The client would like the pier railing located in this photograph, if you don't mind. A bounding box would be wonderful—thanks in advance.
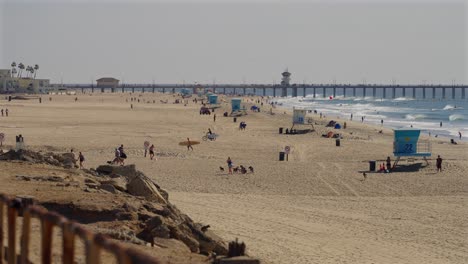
[0,194,160,264]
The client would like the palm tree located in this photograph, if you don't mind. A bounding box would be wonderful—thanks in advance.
[25,66,30,78]
[33,64,39,79]
[18,63,25,78]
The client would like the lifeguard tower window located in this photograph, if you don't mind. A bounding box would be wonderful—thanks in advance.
[393,129,431,167]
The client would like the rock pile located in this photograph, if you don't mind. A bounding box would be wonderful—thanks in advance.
[1,149,228,257]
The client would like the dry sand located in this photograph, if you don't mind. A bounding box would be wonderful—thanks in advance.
[0,93,467,263]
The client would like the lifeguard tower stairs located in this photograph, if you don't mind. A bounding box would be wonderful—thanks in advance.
[393,129,431,167]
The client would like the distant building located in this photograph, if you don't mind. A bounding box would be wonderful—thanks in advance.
[96,77,119,88]
[0,69,50,93]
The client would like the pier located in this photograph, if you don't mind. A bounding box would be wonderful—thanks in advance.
[63,83,468,100]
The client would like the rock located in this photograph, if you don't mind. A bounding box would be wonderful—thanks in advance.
[151,225,171,238]
[218,256,260,264]
[116,211,138,221]
[85,183,99,189]
[145,215,164,230]
[99,184,117,194]
[84,178,98,184]
[153,238,192,253]
[100,178,127,192]
[96,164,137,178]
[178,231,200,253]
[126,175,167,204]
[142,202,170,216]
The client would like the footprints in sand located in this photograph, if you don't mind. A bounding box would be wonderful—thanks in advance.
[316,162,361,197]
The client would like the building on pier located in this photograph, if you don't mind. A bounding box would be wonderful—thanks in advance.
[96,77,119,89]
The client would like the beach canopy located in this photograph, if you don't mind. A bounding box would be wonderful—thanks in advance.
[334,123,341,129]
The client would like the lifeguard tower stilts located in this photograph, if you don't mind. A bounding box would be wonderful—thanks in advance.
[393,129,431,167]
[290,107,315,132]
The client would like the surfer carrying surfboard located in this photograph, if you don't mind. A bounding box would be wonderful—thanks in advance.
[186,138,193,151]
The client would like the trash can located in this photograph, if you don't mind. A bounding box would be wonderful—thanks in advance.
[233,117,237,122]
[335,139,340,147]
[279,127,283,134]
[279,152,285,161]
[369,160,376,171]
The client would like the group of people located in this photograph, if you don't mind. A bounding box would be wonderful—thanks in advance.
[225,157,254,174]
[70,149,85,169]
[113,144,127,165]
[239,121,247,130]
[1,108,9,117]
[144,143,156,160]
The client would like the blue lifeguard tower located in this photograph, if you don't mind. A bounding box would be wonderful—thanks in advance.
[393,129,431,166]
[208,94,218,104]
[231,98,242,112]
[181,88,191,97]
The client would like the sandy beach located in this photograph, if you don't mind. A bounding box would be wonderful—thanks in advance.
[0,92,467,263]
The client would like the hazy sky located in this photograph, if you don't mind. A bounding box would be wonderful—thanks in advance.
[1,0,466,84]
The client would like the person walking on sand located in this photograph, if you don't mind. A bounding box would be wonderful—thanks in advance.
[78,152,85,169]
[381,119,384,126]
[436,155,443,172]
[361,116,365,122]
[227,157,233,174]
[440,121,443,127]
[350,113,353,120]
[186,138,193,151]
[459,131,462,140]
[213,114,216,122]
[149,144,155,160]
[5,109,8,117]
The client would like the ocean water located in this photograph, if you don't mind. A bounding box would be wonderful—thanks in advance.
[274,95,468,141]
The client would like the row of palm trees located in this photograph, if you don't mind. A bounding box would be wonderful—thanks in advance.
[10,62,39,79]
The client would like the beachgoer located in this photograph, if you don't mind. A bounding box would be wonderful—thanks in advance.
[186,138,193,151]
[213,114,216,122]
[320,113,322,119]
[131,104,133,109]
[1,109,3,116]
[227,157,233,174]
[436,155,442,172]
[350,113,353,120]
[5,109,8,117]
[78,152,85,169]
[149,144,155,160]
[361,116,364,122]
[144,143,149,157]
[113,148,121,165]
[386,156,392,171]
[381,119,383,126]
[343,122,347,129]
[459,131,462,140]
[440,121,442,127]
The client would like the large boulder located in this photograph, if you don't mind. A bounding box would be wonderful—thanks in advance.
[126,175,167,204]
[96,164,137,178]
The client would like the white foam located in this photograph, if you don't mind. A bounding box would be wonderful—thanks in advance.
[449,114,465,121]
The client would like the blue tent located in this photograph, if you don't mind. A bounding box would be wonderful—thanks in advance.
[334,123,341,129]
